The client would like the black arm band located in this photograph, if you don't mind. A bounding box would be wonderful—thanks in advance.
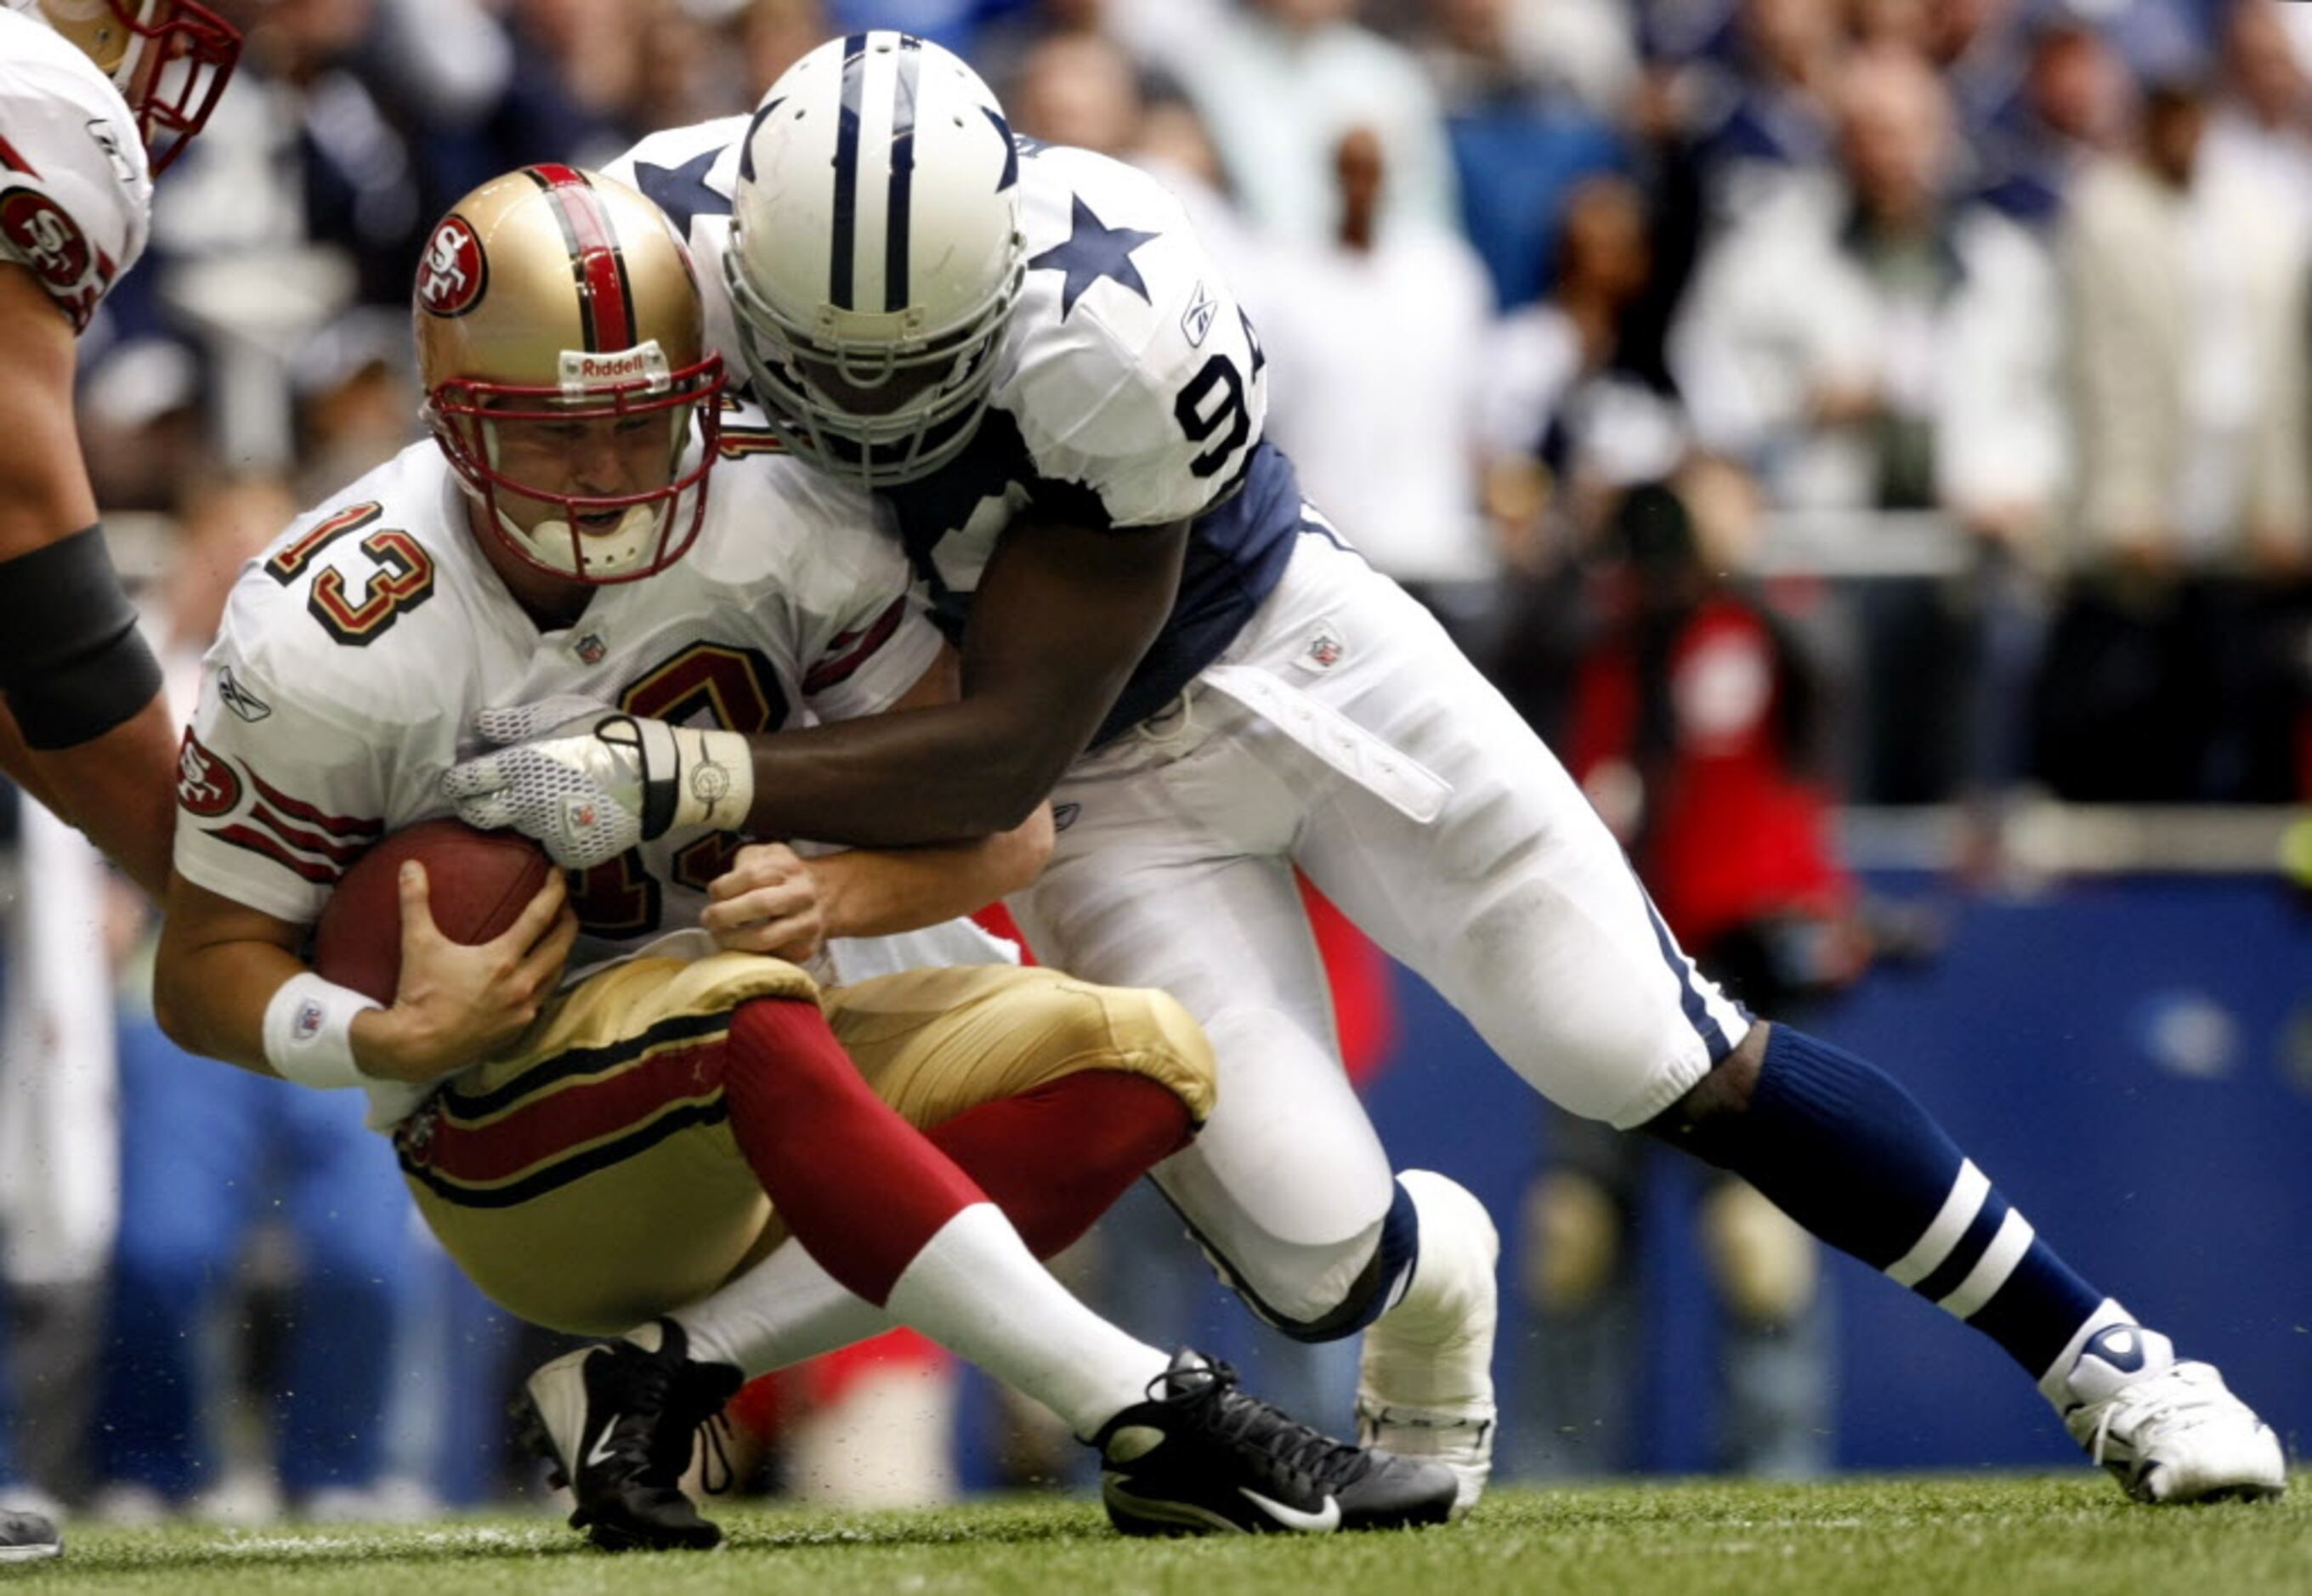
[0,524,166,750]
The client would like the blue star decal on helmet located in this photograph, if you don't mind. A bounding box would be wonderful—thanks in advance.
[632,146,728,238]
[1028,195,1159,320]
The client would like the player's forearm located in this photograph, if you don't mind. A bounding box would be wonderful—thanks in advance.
[808,804,1055,939]
[151,916,303,1077]
[743,698,1081,844]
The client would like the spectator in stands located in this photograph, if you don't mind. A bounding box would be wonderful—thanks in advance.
[1671,45,2066,801]
[1259,126,1498,644]
[1152,0,1460,241]
[1683,0,1846,220]
[2201,0,2312,245]
[2038,70,2310,801]
[1477,173,1686,578]
[1973,8,2127,229]
[1419,0,1629,312]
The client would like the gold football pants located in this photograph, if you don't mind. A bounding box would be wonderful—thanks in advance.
[398,952,1214,1333]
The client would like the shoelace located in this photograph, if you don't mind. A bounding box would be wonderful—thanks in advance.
[2084,1367,2226,1468]
[1154,1360,1372,1494]
[693,1409,735,1497]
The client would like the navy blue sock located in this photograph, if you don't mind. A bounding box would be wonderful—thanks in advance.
[1695,1026,2106,1379]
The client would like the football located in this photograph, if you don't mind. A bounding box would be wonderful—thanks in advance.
[312,818,556,1005]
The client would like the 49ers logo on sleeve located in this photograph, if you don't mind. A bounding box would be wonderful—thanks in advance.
[0,187,113,331]
[417,214,486,317]
[176,728,241,818]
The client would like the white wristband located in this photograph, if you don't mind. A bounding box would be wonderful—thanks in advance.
[263,972,382,1089]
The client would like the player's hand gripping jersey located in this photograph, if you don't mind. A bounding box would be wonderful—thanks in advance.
[0,7,150,331]
[609,118,1312,744]
[173,420,940,968]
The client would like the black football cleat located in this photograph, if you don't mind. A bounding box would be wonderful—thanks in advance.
[1091,1350,1459,1536]
[513,1317,743,1552]
[0,1507,60,1563]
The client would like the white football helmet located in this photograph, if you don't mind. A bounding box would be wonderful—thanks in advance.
[724,31,1024,486]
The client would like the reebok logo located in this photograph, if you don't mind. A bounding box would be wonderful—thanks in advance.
[1238,1486,1340,1532]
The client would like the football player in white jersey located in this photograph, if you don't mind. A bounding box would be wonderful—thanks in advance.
[447,36,2286,1507]
[154,167,1455,1548]
[0,0,239,1559]
[0,1,240,903]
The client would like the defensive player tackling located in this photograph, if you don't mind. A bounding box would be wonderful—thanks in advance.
[152,166,1454,1548]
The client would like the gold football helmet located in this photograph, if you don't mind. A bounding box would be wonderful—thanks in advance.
[416,166,726,586]
[16,2,241,173]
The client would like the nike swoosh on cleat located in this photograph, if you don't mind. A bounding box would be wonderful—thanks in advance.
[584,1415,624,1471]
[1238,1488,1340,1532]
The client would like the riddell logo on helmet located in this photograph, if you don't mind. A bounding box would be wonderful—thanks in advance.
[558,342,672,393]
[417,215,486,317]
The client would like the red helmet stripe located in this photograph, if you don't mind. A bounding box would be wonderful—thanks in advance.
[0,133,37,176]
[525,164,633,353]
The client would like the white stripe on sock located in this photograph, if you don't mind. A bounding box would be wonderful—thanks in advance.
[1938,1209,2036,1322]
[1885,1160,1989,1287]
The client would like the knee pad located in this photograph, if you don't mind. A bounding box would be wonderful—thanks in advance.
[1177,1176,1420,1344]
[1700,1178,1818,1327]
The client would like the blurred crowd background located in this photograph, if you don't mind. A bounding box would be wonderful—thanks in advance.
[3,0,2310,1525]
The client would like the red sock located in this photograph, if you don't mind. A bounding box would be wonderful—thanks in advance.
[924,1072,1193,1258]
[722,998,984,1306]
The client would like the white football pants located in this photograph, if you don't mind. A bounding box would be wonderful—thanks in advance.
[1007,531,1751,1325]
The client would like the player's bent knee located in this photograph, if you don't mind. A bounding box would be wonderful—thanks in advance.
[1098,984,1218,1124]
[999,977,1218,1124]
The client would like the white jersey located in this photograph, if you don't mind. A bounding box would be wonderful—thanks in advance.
[0,8,150,331]
[173,424,942,970]
[610,122,1305,743]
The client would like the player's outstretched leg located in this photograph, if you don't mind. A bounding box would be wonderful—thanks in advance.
[0,1508,60,1563]
[516,1318,740,1552]
[1354,1170,1500,1514]
[1097,1350,1457,1535]
[1652,1023,2285,1503]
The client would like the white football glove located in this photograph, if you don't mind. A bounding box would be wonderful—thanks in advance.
[439,701,755,869]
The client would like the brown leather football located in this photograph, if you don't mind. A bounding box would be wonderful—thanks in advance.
[312,818,555,1005]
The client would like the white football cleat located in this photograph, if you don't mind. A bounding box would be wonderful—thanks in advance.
[1357,1171,1499,1517]
[2054,1322,2286,1504]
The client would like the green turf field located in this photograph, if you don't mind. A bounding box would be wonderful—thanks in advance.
[20,1475,2304,1595]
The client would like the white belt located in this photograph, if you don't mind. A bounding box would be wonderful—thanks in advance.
[1198,665,1452,824]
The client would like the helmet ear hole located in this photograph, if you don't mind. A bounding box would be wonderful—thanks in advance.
[726,30,1027,487]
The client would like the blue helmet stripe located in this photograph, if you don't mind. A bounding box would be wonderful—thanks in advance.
[829,31,868,310]
[884,36,921,313]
